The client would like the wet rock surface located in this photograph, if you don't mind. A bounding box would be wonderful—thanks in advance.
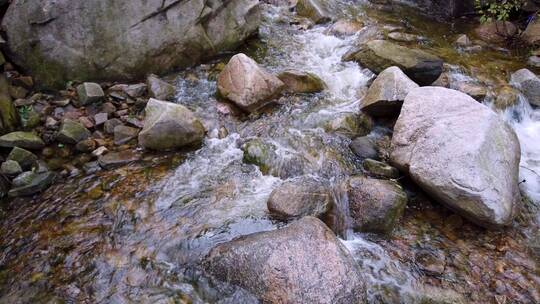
[203,217,367,304]
[2,0,261,88]
[347,176,407,234]
[218,53,285,113]
[345,40,443,85]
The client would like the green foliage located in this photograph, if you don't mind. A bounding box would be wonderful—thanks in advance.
[18,105,32,121]
[475,0,525,23]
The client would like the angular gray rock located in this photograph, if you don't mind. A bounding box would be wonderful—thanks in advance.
[267,176,334,220]
[390,87,521,227]
[7,147,38,170]
[2,0,261,88]
[361,66,419,117]
[8,172,56,197]
[113,125,139,145]
[138,98,205,150]
[347,176,407,234]
[0,160,22,176]
[510,68,540,106]
[218,54,285,113]
[76,82,104,106]
[203,217,366,304]
[0,131,45,149]
[344,40,443,85]
[98,150,140,169]
[147,74,176,100]
[56,119,91,144]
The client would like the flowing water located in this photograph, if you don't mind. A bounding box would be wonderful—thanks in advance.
[0,1,539,303]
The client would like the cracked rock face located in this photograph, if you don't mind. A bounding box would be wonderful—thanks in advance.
[390,87,521,228]
[2,0,261,88]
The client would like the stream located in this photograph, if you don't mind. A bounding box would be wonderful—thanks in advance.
[0,1,539,303]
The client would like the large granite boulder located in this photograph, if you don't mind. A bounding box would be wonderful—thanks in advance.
[138,98,205,150]
[203,217,366,304]
[390,87,521,227]
[345,40,443,85]
[361,66,419,117]
[218,53,284,113]
[2,0,261,88]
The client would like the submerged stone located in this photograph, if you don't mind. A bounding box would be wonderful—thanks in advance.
[267,176,334,220]
[98,150,140,169]
[296,0,332,24]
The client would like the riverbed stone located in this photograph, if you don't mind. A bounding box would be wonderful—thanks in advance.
[76,82,104,106]
[494,86,520,110]
[363,158,399,179]
[7,147,38,170]
[0,160,22,176]
[218,54,284,113]
[328,19,363,36]
[57,119,91,144]
[0,75,19,135]
[104,118,124,134]
[454,81,487,101]
[8,171,55,197]
[347,176,407,234]
[203,216,366,304]
[147,74,175,100]
[0,131,45,149]
[124,83,147,98]
[345,40,443,85]
[510,68,540,106]
[114,125,139,145]
[390,87,521,227]
[361,66,419,117]
[277,70,326,93]
[296,0,332,24]
[242,139,309,178]
[350,136,378,159]
[323,112,373,138]
[267,176,334,220]
[98,150,140,169]
[138,98,205,150]
[523,16,540,45]
[2,0,261,88]
[474,21,517,44]
[76,139,97,153]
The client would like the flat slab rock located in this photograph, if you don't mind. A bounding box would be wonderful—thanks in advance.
[390,87,521,227]
[203,217,366,304]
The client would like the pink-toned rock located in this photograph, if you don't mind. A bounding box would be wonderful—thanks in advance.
[218,53,284,113]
